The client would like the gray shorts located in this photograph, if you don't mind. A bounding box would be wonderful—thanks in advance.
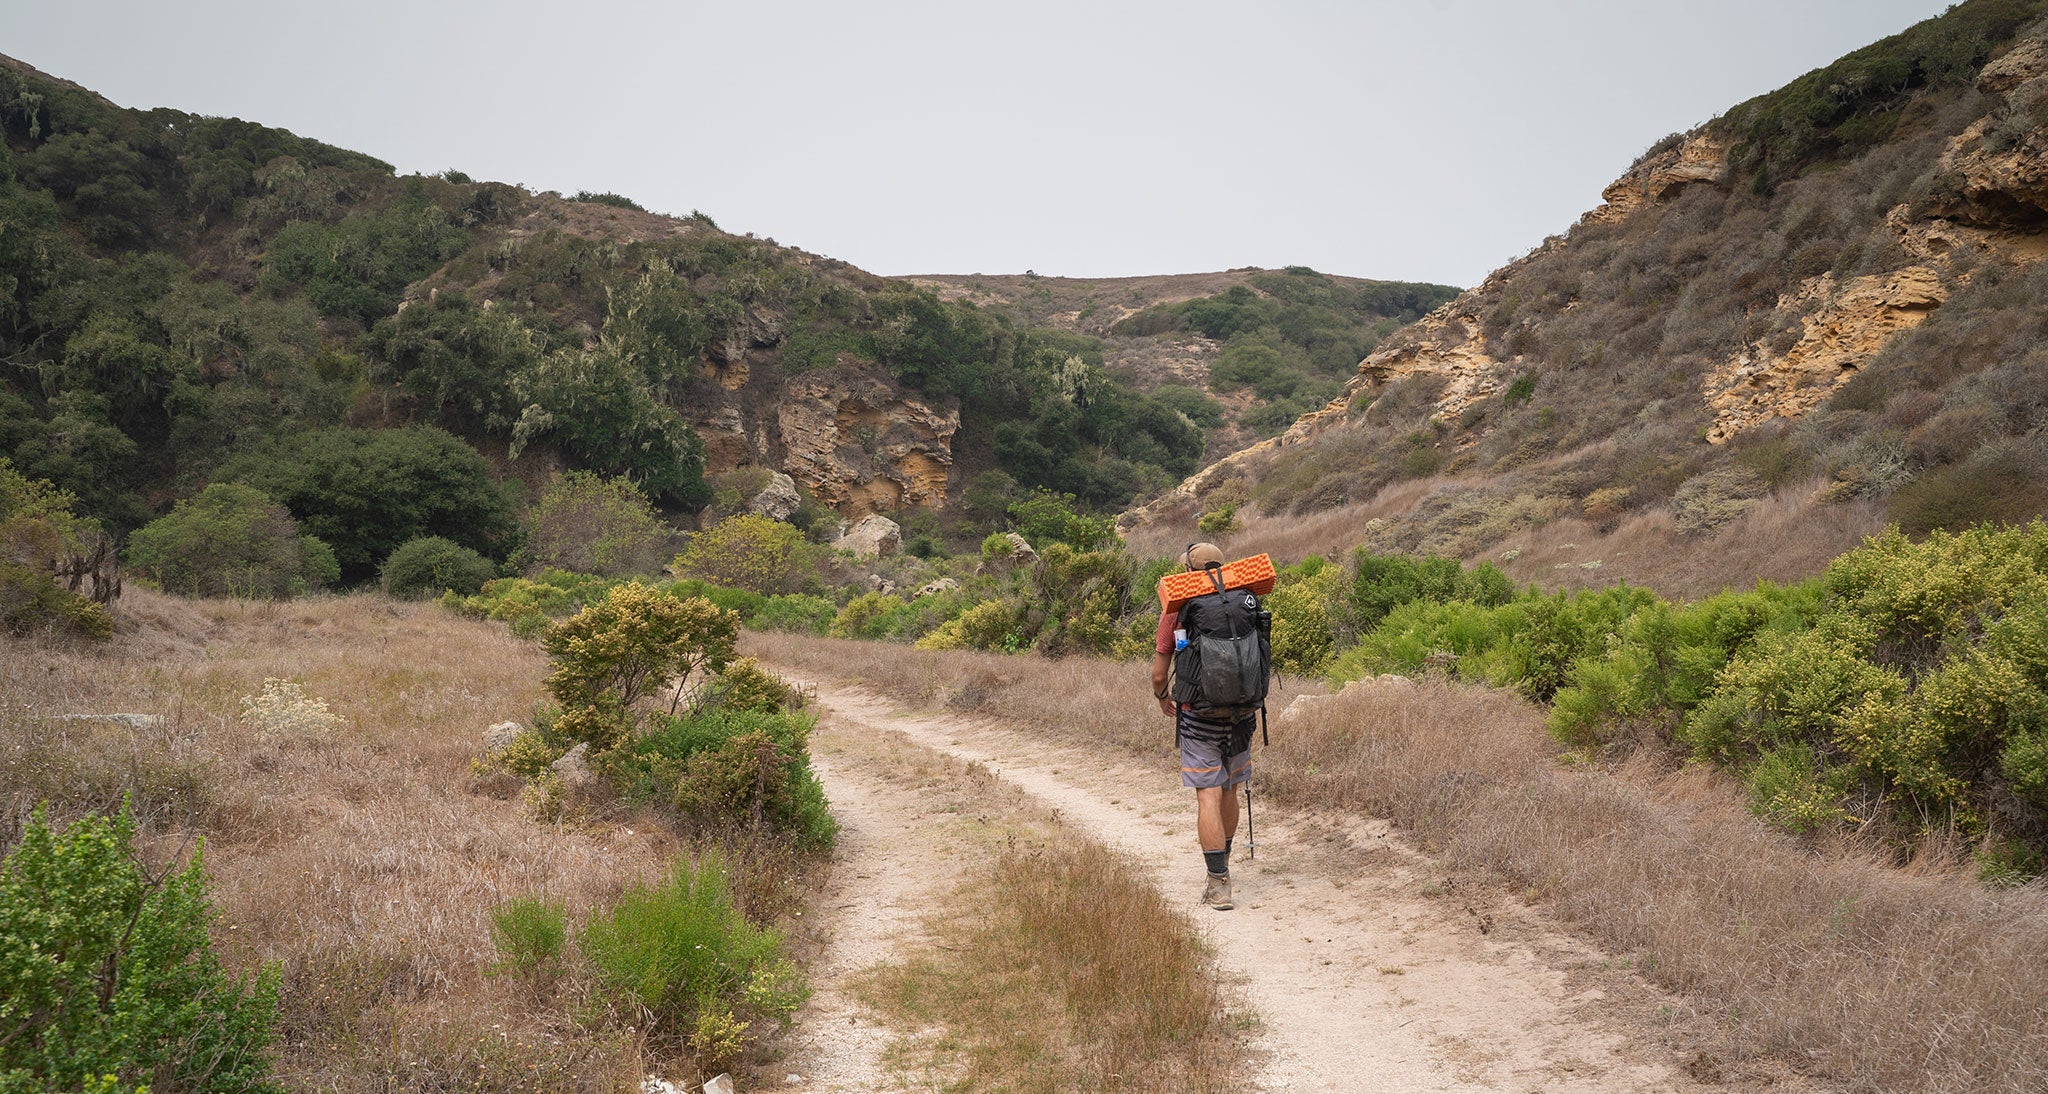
[1178,711,1252,789]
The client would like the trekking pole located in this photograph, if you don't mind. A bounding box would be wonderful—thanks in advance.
[1244,776,1254,861]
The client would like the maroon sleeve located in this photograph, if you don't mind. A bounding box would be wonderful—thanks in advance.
[1155,608,1179,656]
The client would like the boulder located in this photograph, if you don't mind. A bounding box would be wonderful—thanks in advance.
[482,721,525,753]
[866,574,897,596]
[914,577,960,598]
[838,514,901,559]
[551,742,595,789]
[747,471,802,522]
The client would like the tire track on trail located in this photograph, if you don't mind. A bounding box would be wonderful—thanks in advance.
[778,674,1751,1093]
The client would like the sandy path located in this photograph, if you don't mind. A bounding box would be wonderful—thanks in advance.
[775,678,1736,1093]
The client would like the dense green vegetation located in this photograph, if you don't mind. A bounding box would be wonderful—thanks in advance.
[1113,268,1458,434]
[0,801,281,1092]
[0,54,1312,577]
[1305,523,2048,880]
[1720,0,2044,192]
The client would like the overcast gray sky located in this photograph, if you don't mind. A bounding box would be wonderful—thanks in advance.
[4,0,1955,287]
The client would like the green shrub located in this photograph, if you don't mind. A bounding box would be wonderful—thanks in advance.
[489,895,568,978]
[225,426,515,584]
[830,592,911,640]
[523,471,670,577]
[625,708,832,842]
[1197,503,1239,534]
[380,535,497,599]
[0,459,111,639]
[578,854,806,1069]
[126,482,339,598]
[1677,523,2048,838]
[0,801,281,1092]
[673,515,807,595]
[1007,490,1115,552]
[916,598,1024,652]
[444,569,617,637]
[1347,549,1513,634]
[752,594,837,636]
[709,657,795,714]
[1266,559,1340,676]
[664,579,767,622]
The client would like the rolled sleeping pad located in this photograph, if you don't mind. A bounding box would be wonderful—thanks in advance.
[1157,553,1277,615]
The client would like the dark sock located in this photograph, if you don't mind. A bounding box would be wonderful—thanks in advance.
[1203,849,1229,876]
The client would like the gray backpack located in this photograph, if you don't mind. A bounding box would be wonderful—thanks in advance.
[1170,577,1272,720]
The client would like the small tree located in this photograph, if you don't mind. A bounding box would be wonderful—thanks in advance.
[543,583,739,748]
[671,514,806,595]
[126,483,338,598]
[0,458,111,639]
[524,471,669,577]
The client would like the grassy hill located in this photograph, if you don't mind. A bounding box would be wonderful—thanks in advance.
[910,268,1457,462]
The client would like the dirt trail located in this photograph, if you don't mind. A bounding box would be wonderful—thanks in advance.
[776,678,1734,1093]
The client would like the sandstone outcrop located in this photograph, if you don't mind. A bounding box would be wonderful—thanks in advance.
[1118,303,1504,530]
[1703,266,1947,444]
[778,367,957,519]
[1584,132,1731,226]
[1926,33,2048,230]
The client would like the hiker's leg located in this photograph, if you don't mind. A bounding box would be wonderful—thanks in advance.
[1195,786,1227,851]
[1219,777,1240,843]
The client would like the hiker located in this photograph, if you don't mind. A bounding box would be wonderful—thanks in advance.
[1152,541,1265,911]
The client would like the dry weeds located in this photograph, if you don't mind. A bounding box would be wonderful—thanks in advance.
[752,633,2048,1093]
[1,588,688,1090]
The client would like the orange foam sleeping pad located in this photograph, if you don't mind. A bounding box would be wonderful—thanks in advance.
[1157,553,1277,615]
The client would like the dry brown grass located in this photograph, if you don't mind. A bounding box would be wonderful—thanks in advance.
[1123,477,1451,566]
[0,588,695,1090]
[755,634,2048,1093]
[1490,481,1885,598]
[835,728,1247,1092]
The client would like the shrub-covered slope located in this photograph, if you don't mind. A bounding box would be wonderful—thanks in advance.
[0,53,1452,559]
[1130,1,2048,596]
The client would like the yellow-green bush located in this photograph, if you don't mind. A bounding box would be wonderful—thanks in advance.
[542,583,739,749]
[916,599,1021,651]
[829,592,907,639]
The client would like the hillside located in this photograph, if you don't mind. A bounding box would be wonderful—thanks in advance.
[1126,0,2048,599]
[909,269,1457,462]
[0,54,1449,567]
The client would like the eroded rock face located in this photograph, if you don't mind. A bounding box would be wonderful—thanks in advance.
[1703,266,1947,444]
[1584,132,1731,226]
[1927,35,2048,229]
[778,368,957,518]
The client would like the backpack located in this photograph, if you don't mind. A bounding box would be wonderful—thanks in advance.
[1169,577,1273,721]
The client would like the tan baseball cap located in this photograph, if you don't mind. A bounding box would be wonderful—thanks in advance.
[1183,542,1225,571]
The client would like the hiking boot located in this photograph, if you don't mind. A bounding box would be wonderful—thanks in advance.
[1203,871,1233,911]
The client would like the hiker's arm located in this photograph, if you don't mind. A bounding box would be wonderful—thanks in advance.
[1151,651,1174,717]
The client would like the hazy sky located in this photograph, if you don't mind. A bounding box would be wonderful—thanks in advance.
[4,1,1956,287]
